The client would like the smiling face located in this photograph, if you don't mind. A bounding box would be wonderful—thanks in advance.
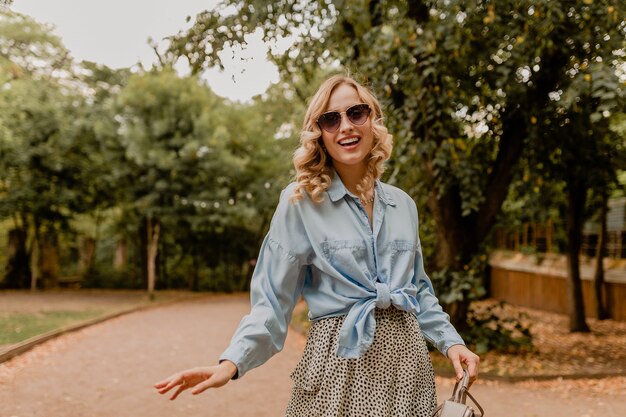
[320,83,375,174]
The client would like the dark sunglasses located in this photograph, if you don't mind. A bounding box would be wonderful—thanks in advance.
[316,103,371,133]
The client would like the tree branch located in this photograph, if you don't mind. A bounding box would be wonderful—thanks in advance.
[472,47,571,244]
[407,1,430,23]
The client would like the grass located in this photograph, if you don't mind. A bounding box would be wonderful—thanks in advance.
[0,309,105,346]
[0,290,206,349]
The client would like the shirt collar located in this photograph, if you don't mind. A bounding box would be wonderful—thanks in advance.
[327,170,396,207]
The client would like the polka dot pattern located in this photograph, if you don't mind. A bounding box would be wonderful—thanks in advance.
[286,307,437,417]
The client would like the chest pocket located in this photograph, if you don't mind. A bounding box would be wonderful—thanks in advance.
[386,239,418,279]
[389,240,417,259]
[321,239,369,279]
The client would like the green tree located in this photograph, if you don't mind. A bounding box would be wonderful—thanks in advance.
[165,0,626,327]
[517,51,625,330]
[0,9,70,79]
[0,76,106,288]
[0,8,303,293]
[161,80,299,292]
[114,68,243,295]
[70,62,133,281]
[0,10,121,289]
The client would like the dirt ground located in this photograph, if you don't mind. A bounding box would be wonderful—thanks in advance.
[0,294,624,417]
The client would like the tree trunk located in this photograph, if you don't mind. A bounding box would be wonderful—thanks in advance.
[138,219,148,288]
[30,220,40,290]
[4,228,31,288]
[38,228,60,289]
[565,180,590,332]
[78,236,96,277]
[160,236,167,287]
[190,248,199,292]
[418,108,529,329]
[593,191,609,320]
[146,217,160,298]
[426,188,470,327]
[113,236,128,271]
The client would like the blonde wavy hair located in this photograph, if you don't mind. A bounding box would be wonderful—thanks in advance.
[291,75,393,204]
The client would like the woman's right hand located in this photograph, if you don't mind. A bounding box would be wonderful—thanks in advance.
[154,360,238,400]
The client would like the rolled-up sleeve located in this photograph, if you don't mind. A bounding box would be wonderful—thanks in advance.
[219,186,310,378]
[412,212,465,356]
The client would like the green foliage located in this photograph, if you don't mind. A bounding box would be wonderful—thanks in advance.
[1,1,624,340]
[0,78,99,226]
[0,9,300,291]
[0,10,114,288]
[82,263,143,290]
[461,301,533,354]
[115,69,224,218]
[0,9,70,77]
[107,68,297,289]
[166,2,626,326]
[430,254,487,305]
[157,0,626,341]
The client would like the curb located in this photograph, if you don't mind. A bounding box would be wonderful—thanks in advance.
[0,293,207,364]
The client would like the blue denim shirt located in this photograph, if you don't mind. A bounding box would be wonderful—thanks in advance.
[220,172,465,378]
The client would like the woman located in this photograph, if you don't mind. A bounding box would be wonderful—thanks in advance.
[155,75,479,416]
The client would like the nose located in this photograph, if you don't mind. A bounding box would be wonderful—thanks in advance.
[339,112,354,132]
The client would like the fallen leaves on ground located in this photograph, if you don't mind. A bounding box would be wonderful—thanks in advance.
[433,299,626,381]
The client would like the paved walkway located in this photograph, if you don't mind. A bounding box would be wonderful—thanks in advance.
[0,295,624,416]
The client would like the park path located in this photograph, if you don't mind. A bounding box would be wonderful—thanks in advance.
[0,294,624,417]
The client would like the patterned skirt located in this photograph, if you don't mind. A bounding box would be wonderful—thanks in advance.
[286,307,437,417]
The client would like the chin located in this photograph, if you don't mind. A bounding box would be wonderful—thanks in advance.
[332,157,368,168]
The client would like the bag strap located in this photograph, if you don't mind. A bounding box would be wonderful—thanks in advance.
[450,370,470,403]
[431,370,485,417]
[465,390,485,417]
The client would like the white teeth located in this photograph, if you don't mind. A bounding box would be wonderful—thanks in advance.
[339,137,359,145]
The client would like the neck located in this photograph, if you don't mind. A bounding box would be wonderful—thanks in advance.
[333,162,368,195]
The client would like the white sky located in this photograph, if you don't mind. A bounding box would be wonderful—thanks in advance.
[11,0,280,102]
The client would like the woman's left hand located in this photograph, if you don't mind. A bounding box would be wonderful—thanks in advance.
[446,344,480,386]
[154,361,237,400]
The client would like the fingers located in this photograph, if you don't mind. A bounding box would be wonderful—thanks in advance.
[451,355,464,382]
[191,368,231,395]
[154,366,223,400]
[191,376,217,395]
[457,351,480,387]
[464,354,480,387]
[156,375,193,400]
[169,380,188,401]
[447,345,480,385]
[446,345,464,381]
[154,373,189,397]
[154,375,178,393]
[153,376,174,389]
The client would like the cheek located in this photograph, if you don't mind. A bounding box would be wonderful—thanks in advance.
[320,132,334,149]
[359,125,375,148]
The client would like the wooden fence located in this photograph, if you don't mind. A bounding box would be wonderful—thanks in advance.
[494,221,626,259]
[489,251,626,322]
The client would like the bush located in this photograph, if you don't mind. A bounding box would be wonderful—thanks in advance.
[81,263,143,289]
[460,301,533,354]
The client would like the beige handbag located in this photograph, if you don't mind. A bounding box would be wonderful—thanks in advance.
[431,370,484,417]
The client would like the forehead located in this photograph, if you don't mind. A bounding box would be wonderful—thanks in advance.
[326,83,362,112]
